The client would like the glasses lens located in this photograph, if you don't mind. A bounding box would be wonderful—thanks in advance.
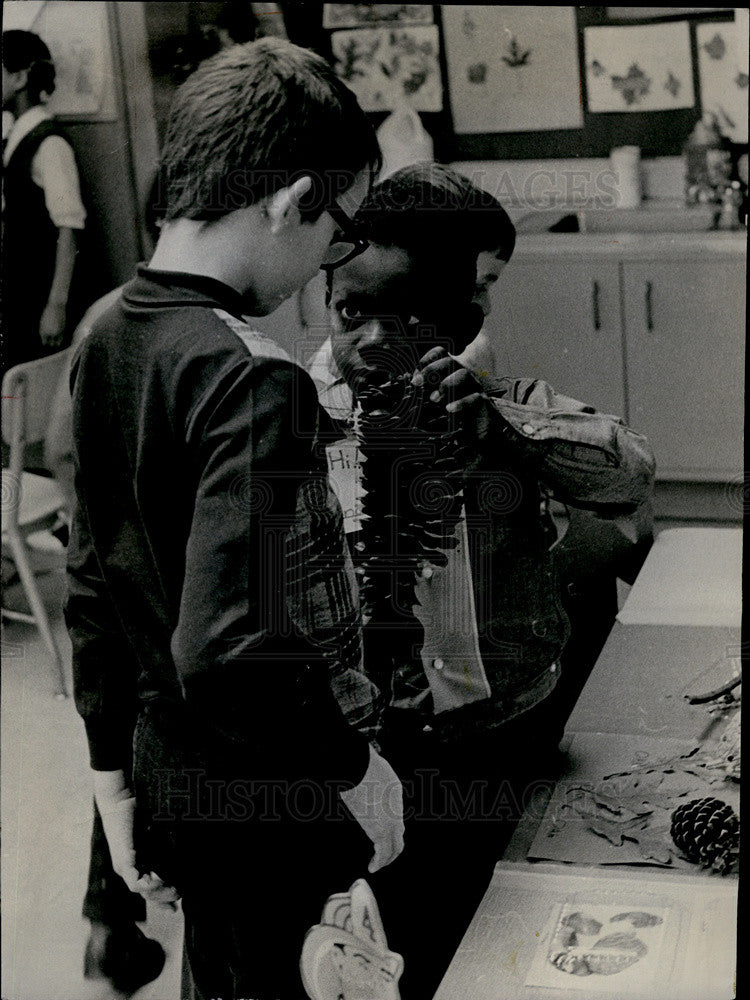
[321,240,356,268]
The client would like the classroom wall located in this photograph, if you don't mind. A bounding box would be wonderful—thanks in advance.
[52,3,159,293]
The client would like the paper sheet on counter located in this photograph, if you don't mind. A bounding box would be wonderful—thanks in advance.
[527,731,740,869]
[434,862,737,1000]
[617,528,741,627]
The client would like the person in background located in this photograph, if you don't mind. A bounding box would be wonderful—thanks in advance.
[312,162,655,997]
[66,39,403,1000]
[2,30,86,371]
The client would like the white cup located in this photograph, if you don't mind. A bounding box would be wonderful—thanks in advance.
[610,145,642,208]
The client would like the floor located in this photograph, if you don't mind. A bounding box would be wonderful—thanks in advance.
[1,554,183,1000]
[1,513,740,999]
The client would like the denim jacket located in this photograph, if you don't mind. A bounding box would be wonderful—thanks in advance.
[309,339,655,741]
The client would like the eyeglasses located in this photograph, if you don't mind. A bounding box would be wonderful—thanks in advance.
[320,203,369,271]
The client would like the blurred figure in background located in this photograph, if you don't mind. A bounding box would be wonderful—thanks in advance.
[2,30,86,371]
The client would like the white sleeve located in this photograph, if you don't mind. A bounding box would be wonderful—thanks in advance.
[30,135,86,230]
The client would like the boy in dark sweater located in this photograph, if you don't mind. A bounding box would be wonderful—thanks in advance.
[66,39,403,999]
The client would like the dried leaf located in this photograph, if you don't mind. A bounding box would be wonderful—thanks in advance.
[588,822,628,846]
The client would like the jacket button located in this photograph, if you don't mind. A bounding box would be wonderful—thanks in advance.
[531,619,548,638]
[433,658,445,671]
[421,566,434,580]
[522,422,536,435]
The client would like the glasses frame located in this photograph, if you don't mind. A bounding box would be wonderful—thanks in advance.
[323,203,369,272]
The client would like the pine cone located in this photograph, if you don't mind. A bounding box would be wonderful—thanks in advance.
[354,371,465,673]
[670,797,739,874]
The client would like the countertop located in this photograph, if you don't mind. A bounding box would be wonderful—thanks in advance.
[512,228,747,261]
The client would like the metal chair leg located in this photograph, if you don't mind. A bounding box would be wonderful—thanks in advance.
[5,529,68,698]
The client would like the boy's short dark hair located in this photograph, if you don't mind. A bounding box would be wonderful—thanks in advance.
[2,30,56,104]
[355,162,516,262]
[158,37,381,222]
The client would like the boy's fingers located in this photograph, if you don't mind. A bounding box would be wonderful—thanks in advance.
[446,391,483,413]
[417,346,449,368]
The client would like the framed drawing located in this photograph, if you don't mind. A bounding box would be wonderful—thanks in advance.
[442,5,583,134]
[323,5,433,30]
[696,13,749,142]
[330,24,442,112]
[3,0,117,121]
[584,22,695,112]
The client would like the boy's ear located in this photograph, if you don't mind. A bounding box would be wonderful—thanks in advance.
[265,176,314,234]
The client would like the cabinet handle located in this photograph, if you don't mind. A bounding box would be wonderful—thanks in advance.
[645,281,654,331]
[592,280,601,331]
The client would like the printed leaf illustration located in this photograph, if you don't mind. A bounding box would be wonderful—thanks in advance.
[611,912,664,928]
[702,32,727,61]
[590,59,606,78]
[502,36,531,68]
[462,10,476,37]
[562,912,603,936]
[664,71,681,97]
[467,62,487,85]
[611,63,651,106]
[736,71,749,89]
[594,932,648,957]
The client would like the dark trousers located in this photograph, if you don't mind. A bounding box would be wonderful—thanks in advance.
[133,703,372,1000]
[369,698,565,1000]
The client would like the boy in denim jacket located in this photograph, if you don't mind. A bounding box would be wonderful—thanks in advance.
[311,162,655,997]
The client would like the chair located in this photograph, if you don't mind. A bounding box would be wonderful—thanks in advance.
[2,350,72,698]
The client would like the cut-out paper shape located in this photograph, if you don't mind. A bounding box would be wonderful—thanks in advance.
[585,22,695,112]
[443,6,583,133]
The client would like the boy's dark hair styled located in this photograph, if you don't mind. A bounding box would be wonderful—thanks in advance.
[355,162,516,262]
[157,37,381,222]
[2,30,56,104]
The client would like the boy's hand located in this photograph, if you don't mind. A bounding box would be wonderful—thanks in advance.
[416,346,492,443]
[39,301,67,348]
[340,745,405,873]
[93,769,180,908]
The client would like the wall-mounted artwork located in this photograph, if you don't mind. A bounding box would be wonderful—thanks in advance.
[331,25,442,111]
[584,22,695,112]
[323,5,433,29]
[4,0,117,120]
[442,6,583,134]
[606,7,730,17]
[696,12,749,142]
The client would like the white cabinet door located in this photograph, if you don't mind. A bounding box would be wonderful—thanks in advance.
[623,259,745,479]
[484,261,626,416]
